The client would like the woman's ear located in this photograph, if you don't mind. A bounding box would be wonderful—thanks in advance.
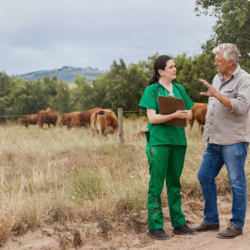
[158,69,163,76]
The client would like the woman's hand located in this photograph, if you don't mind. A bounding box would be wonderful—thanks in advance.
[147,108,189,124]
[174,110,188,119]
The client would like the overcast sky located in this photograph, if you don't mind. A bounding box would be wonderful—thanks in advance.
[0,0,216,75]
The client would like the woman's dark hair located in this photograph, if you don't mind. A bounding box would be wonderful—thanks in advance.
[146,55,173,86]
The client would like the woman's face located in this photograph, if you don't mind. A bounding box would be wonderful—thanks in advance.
[159,59,177,80]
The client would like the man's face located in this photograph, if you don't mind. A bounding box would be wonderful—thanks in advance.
[214,53,231,74]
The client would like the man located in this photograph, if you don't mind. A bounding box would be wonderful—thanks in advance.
[194,43,250,239]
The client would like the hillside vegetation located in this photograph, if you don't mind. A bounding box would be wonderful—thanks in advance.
[18,66,105,83]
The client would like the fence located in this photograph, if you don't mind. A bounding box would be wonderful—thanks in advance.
[0,108,147,159]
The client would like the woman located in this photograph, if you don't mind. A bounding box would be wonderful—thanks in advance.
[139,55,196,240]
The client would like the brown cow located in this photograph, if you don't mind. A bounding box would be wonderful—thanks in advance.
[37,110,58,129]
[195,106,207,134]
[58,111,81,130]
[20,114,38,128]
[189,102,208,130]
[70,107,102,129]
[90,109,118,136]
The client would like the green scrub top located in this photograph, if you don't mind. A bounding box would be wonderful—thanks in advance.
[139,82,194,147]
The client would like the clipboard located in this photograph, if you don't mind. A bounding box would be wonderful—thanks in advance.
[158,96,187,127]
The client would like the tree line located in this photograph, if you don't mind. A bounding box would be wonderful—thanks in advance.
[0,53,210,119]
[1,51,250,121]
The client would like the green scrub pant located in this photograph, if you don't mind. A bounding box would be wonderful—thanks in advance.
[146,143,186,230]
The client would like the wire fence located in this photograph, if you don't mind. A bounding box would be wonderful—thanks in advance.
[0,109,146,119]
[0,107,147,159]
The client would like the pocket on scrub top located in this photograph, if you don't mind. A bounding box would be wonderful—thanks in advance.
[145,131,150,142]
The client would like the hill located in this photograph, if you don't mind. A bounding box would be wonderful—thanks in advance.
[18,66,106,82]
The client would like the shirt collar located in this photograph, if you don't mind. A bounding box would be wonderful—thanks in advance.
[218,64,241,80]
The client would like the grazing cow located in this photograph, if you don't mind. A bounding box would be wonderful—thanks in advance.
[189,102,208,130]
[195,106,207,134]
[90,109,118,136]
[58,111,81,130]
[70,107,102,129]
[37,110,58,129]
[20,114,38,128]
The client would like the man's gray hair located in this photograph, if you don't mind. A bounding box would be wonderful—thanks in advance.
[212,43,240,65]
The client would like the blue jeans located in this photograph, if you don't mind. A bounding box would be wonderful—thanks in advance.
[198,142,249,229]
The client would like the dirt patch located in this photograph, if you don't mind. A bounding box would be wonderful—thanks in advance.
[2,196,250,250]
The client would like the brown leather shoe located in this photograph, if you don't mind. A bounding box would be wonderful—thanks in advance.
[217,224,242,239]
[193,222,219,231]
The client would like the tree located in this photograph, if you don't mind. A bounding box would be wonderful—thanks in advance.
[195,0,250,68]
[175,53,217,102]
[91,74,112,109]
[0,72,16,119]
[138,53,159,81]
[43,75,57,97]
[8,78,47,116]
[103,59,129,110]
[69,75,95,111]
[102,59,148,111]
[49,80,70,113]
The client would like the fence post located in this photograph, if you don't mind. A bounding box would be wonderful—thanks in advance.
[118,108,124,145]
[139,108,142,117]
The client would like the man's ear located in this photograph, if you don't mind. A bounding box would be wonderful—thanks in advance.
[228,59,234,66]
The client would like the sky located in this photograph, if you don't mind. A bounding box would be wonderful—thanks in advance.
[0,0,216,75]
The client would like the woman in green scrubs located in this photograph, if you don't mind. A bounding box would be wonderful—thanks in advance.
[139,55,196,240]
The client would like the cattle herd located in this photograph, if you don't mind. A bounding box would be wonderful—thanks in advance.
[19,102,207,136]
[20,108,119,136]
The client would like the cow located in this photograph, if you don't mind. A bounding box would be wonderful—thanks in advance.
[195,106,207,134]
[70,107,102,129]
[58,111,81,130]
[20,114,38,128]
[90,109,118,136]
[37,110,58,129]
[188,102,208,130]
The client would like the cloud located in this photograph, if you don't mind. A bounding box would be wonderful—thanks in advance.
[0,0,216,75]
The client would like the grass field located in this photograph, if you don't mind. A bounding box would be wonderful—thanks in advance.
[0,118,249,245]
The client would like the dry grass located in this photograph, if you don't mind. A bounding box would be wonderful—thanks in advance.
[0,119,249,243]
